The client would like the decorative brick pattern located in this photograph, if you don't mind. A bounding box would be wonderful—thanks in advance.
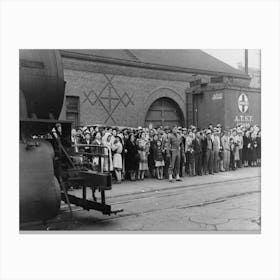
[60,60,187,127]
[81,74,134,124]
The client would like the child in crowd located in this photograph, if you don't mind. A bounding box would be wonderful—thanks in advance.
[154,140,165,180]
[68,123,261,186]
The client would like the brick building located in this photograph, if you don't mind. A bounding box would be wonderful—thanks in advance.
[59,50,261,129]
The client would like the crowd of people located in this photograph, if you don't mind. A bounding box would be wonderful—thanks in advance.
[70,123,261,184]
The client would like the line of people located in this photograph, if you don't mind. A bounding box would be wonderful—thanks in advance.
[71,123,261,184]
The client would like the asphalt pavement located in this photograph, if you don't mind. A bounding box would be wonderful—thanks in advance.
[21,167,261,232]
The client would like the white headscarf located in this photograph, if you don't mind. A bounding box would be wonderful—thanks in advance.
[102,132,111,145]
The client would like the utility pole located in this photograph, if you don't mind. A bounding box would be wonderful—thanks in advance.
[245,49,248,74]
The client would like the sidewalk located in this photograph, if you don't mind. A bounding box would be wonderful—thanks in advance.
[68,167,261,199]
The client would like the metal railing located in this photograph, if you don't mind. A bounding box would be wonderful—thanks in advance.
[71,144,111,173]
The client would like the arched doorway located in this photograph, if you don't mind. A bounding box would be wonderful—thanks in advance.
[145,97,183,128]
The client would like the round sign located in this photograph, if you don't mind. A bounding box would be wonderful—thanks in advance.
[238,93,249,113]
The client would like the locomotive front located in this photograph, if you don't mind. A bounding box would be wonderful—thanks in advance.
[20,50,121,226]
[20,50,66,223]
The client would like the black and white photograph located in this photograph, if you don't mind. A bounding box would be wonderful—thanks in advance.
[1,1,280,280]
[20,49,261,232]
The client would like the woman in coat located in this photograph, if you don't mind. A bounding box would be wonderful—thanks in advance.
[92,131,102,170]
[148,134,158,178]
[250,134,258,167]
[125,133,139,181]
[102,133,113,173]
[242,130,250,167]
[111,135,123,183]
[137,132,150,180]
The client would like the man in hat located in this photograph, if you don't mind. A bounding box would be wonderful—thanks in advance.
[213,128,221,173]
[204,129,214,175]
[166,126,182,182]
[80,131,93,156]
[221,128,230,171]
[192,131,202,176]
[237,129,244,168]
[162,127,170,178]
[179,128,187,176]
[200,129,207,174]
[75,127,84,144]
[184,130,193,175]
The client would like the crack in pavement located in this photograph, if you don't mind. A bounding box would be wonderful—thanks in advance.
[22,177,261,230]
[29,189,261,230]
[187,216,230,230]
[65,191,261,227]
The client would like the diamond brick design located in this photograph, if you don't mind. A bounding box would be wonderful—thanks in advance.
[82,74,134,124]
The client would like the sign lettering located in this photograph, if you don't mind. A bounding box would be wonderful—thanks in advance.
[234,115,253,127]
[212,93,223,100]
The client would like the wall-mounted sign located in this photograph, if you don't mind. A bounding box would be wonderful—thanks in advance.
[234,115,254,127]
[212,93,223,100]
[238,93,249,113]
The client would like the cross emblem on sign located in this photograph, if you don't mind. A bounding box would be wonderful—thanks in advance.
[238,93,249,113]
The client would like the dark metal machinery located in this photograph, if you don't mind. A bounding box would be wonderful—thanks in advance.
[20,50,122,225]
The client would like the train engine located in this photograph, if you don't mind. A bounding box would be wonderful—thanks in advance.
[20,50,122,225]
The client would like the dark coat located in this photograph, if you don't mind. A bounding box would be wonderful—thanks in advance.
[243,136,250,161]
[148,140,157,168]
[154,146,164,161]
[201,138,207,154]
[256,137,261,159]
[192,138,202,154]
[125,140,139,171]
[251,139,258,162]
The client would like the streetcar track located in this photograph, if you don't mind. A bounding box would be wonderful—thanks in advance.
[176,190,260,209]
[62,176,259,211]
[66,175,260,208]
[90,190,261,222]
[42,189,260,229]
[60,176,259,211]
[21,176,261,230]
[108,177,260,205]
[105,175,260,200]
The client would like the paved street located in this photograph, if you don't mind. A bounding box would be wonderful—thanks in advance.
[21,167,261,232]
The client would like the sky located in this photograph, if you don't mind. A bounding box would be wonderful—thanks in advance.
[203,49,261,70]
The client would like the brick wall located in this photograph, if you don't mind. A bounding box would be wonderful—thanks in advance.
[59,58,260,129]
[59,59,188,127]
